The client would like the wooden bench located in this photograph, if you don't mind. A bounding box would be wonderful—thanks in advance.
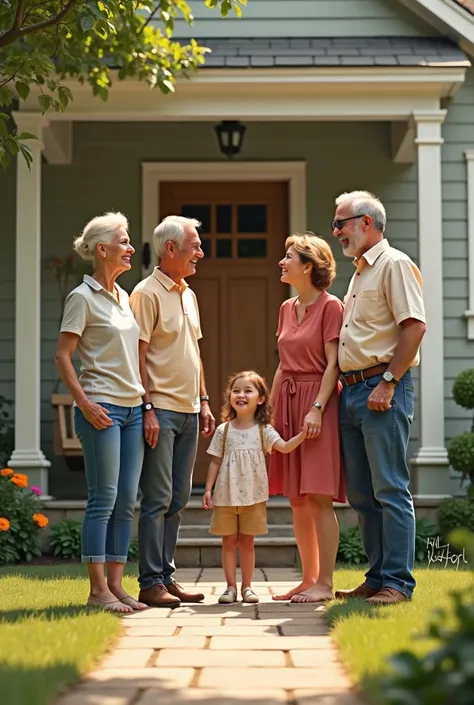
[51,394,83,457]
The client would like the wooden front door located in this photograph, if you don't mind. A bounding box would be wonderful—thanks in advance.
[159,181,288,485]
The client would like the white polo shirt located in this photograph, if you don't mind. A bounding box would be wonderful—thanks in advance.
[60,275,145,406]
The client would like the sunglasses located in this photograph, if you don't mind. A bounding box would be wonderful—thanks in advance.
[331,215,367,231]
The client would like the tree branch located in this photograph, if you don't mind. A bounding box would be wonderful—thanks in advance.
[0,0,78,49]
[139,2,161,33]
[13,0,26,32]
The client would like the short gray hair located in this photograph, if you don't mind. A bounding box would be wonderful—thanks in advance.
[153,215,201,263]
[73,211,128,261]
[335,190,386,232]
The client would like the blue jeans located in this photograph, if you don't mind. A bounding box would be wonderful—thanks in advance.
[138,409,199,590]
[339,372,416,597]
[75,404,144,563]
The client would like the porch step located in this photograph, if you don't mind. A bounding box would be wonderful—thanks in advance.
[178,524,295,539]
[175,536,298,568]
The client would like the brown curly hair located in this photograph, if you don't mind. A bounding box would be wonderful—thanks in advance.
[221,370,272,425]
[285,232,336,290]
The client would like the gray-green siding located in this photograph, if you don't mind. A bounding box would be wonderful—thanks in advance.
[170,0,439,38]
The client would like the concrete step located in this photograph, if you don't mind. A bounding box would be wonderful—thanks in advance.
[175,536,298,568]
[179,524,295,539]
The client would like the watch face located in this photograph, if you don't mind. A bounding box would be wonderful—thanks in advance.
[383,372,394,382]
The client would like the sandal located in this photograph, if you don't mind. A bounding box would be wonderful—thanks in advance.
[86,596,132,613]
[119,595,148,611]
[242,587,259,604]
[218,587,237,604]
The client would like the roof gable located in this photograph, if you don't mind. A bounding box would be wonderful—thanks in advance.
[399,0,474,54]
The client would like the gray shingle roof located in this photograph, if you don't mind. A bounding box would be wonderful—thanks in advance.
[195,37,470,69]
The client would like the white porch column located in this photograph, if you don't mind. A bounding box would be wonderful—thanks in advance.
[8,112,51,498]
[410,110,450,496]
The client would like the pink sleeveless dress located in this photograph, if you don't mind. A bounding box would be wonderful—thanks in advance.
[268,292,345,502]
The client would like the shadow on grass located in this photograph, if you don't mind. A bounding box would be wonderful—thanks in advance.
[0,603,122,624]
[0,664,81,705]
[324,598,392,628]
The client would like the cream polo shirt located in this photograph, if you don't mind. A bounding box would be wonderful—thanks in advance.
[60,275,145,406]
[338,239,426,373]
[130,267,202,414]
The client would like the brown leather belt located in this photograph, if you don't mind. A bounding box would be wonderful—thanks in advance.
[341,363,388,387]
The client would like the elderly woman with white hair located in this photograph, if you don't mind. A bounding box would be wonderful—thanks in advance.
[55,211,147,613]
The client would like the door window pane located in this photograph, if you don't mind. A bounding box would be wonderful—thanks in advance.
[216,205,232,234]
[238,239,267,258]
[216,239,232,258]
[237,205,267,233]
[201,238,211,258]
[180,205,211,234]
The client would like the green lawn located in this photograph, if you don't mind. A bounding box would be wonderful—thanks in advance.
[0,563,140,705]
[329,566,474,702]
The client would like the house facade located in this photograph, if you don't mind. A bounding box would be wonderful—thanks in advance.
[2,0,474,502]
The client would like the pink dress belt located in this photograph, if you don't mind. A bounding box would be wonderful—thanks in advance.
[280,372,323,428]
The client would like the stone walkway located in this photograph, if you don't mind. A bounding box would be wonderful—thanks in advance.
[57,568,362,705]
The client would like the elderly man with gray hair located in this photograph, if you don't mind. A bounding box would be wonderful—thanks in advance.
[130,215,215,608]
[332,191,426,605]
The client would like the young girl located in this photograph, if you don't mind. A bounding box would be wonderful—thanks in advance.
[202,370,305,604]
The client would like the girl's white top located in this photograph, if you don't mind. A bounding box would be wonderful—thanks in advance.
[207,422,282,506]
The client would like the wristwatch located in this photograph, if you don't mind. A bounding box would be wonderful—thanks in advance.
[200,395,210,403]
[312,401,323,410]
[141,402,153,412]
[382,371,399,386]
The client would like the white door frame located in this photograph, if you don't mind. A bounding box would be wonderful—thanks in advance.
[141,161,307,277]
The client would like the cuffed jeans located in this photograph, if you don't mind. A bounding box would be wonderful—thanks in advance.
[138,409,199,590]
[339,372,416,597]
[75,403,144,563]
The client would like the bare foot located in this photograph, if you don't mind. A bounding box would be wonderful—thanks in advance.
[272,581,317,601]
[290,585,334,603]
[88,589,133,613]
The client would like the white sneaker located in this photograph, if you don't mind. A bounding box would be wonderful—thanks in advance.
[218,587,237,604]
[242,587,259,604]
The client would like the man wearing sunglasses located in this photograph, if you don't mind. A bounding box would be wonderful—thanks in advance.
[332,190,426,605]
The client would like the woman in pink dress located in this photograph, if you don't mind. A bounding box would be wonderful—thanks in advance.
[269,233,345,603]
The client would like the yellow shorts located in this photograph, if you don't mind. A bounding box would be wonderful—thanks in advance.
[209,502,268,536]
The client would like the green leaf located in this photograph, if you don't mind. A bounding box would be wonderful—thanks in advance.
[38,94,52,113]
[80,15,94,32]
[0,87,13,107]
[15,81,30,101]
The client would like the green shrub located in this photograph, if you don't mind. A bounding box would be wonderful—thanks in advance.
[452,369,474,412]
[377,531,474,705]
[448,433,474,483]
[128,537,139,562]
[336,520,438,566]
[337,526,366,564]
[0,469,49,564]
[414,517,438,562]
[49,519,139,562]
[0,395,14,467]
[49,519,82,560]
[438,496,474,540]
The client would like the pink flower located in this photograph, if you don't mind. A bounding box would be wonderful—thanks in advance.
[31,486,42,496]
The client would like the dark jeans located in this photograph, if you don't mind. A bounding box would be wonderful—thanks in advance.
[339,372,416,597]
[75,404,144,563]
[138,409,199,590]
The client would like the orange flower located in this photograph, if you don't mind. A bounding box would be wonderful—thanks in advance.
[0,468,13,477]
[33,513,49,528]
[11,473,28,488]
[0,517,10,531]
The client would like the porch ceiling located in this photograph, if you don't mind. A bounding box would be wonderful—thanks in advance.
[200,36,470,69]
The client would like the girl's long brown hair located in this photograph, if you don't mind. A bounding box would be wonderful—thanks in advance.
[221,370,272,425]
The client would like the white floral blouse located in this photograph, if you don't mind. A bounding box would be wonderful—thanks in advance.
[207,422,282,506]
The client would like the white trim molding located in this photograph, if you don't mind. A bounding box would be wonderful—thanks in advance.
[141,161,306,277]
[464,149,474,339]
[17,65,466,123]
[410,110,451,496]
[9,112,51,498]
[399,0,474,55]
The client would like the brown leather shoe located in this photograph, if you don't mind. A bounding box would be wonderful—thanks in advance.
[366,587,409,605]
[138,584,181,608]
[166,580,204,603]
[335,582,379,600]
